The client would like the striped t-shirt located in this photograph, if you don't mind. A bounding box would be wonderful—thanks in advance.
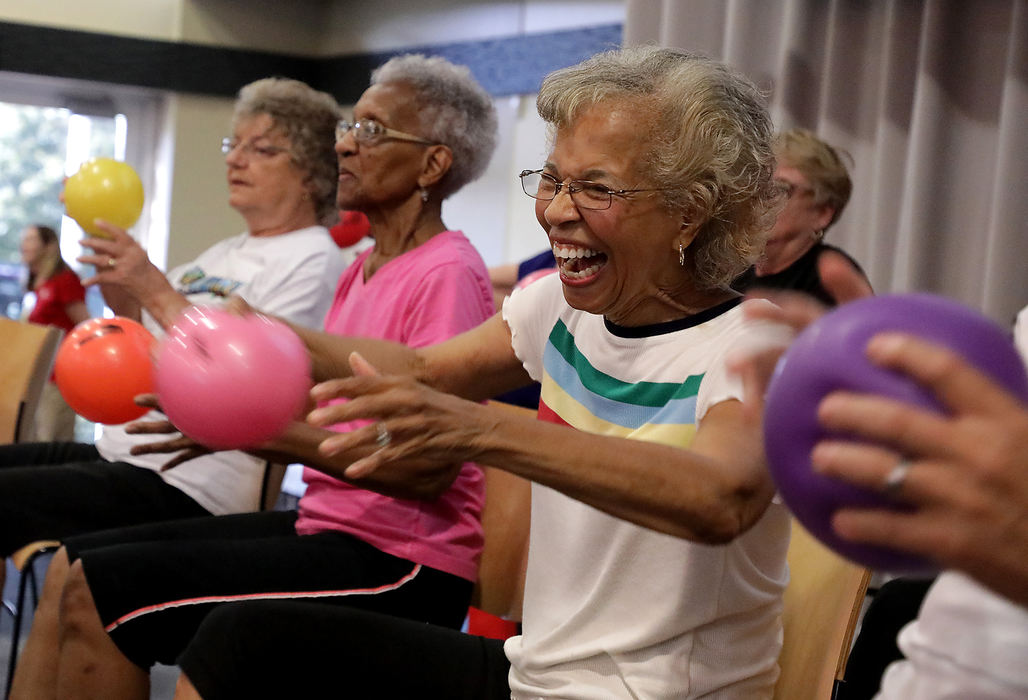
[502,273,789,699]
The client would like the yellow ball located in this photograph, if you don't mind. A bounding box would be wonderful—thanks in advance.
[64,158,144,238]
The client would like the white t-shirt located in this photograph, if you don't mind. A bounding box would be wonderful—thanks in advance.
[96,226,347,515]
[501,275,790,699]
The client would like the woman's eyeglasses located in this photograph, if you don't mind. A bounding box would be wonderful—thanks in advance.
[336,119,437,146]
[221,138,288,159]
[518,169,669,211]
[773,178,815,199]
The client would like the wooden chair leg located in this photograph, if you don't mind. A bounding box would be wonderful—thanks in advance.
[4,542,61,700]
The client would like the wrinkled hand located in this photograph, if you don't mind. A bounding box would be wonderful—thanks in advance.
[307,352,491,480]
[77,220,154,288]
[727,291,828,418]
[123,393,213,471]
[812,333,1028,606]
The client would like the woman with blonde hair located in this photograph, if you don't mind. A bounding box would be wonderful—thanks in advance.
[734,127,873,305]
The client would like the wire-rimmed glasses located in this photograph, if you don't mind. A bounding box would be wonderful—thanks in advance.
[518,169,669,211]
[336,119,437,146]
[773,178,815,199]
[220,138,288,159]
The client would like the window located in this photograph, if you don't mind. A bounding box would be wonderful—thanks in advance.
[0,70,166,320]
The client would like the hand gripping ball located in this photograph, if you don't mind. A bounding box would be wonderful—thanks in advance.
[54,317,156,424]
[155,307,312,450]
[64,157,144,237]
[763,293,1028,572]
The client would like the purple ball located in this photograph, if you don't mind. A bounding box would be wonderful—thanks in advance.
[763,293,1028,572]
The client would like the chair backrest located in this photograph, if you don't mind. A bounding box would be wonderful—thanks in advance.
[471,464,531,620]
[259,461,288,511]
[0,318,62,444]
[470,402,534,621]
[774,519,871,700]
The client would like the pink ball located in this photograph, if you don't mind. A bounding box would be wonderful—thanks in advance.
[155,306,312,450]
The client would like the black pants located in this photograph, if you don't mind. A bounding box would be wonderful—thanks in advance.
[0,441,211,555]
[839,576,936,700]
[63,511,472,669]
[179,600,511,700]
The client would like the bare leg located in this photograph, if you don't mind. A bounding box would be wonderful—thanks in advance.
[173,673,205,700]
[9,547,71,700]
[54,558,149,700]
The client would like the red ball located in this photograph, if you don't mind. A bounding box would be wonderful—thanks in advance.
[329,210,371,248]
[54,317,156,424]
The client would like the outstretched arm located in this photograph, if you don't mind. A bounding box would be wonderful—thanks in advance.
[288,312,531,399]
[307,352,774,543]
[132,313,533,500]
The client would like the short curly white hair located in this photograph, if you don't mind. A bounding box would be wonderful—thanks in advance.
[372,54,498,200]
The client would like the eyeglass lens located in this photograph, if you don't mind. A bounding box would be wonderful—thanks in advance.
[221,138,285,158]
[336,120,384,142]
[519,170,612,210]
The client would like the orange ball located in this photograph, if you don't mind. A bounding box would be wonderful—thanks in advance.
[54,317,156,424]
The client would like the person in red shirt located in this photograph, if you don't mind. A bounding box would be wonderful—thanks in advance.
[20,223,90,439]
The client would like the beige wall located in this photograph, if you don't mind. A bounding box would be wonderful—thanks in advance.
[0,0,318,267]
[0,0,182,40]
[0,0,328,50]
[164,94,242,266]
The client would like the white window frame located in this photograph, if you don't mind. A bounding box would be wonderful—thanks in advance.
[0,70,170,270]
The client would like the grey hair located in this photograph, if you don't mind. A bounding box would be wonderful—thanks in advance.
[537,46,778,290]
[233,77,341,227]
[371,54,498,200]
[775,128,852,230]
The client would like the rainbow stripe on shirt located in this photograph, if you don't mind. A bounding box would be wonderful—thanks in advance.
[536,320,703,448]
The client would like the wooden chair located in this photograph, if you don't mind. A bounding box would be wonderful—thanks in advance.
[471,465,531,622]
[0,319,62,697]
[0,318,62,444]
[259,461,288,512]
[1,459,287,698]
[4,540,61,698]
[774,519,872,700]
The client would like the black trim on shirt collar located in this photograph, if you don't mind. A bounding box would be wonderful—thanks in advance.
[603,297,743,338]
